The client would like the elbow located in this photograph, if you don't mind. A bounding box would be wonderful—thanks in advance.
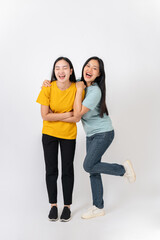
[73,112,81,122]
[74,112,82,119]
[41,113,48,121]
[75,116,81,122]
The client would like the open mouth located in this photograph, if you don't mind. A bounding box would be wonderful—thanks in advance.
[86,72,92,78]
[59,75,65,80]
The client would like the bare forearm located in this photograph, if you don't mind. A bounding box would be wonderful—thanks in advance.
[61,116,81,123]
[73,90,83,117]
[42,112,72,121]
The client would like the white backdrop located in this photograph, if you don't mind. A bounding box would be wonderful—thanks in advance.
[0,0,160,240]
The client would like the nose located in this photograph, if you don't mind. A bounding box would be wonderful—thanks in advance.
[86,66,92,72]
[59,68,64,73]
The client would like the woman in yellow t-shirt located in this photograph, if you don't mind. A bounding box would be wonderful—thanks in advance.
[36,57,80,222]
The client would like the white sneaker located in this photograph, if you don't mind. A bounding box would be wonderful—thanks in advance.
[81,206,105,219]
[123,160,136,183]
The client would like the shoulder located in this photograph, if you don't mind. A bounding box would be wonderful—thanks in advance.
[70,82,76,90]
[45,81,55,92]
[71,82,76,86]
[51,81,56,88]
[40,82,53,96]
[87,84,101,97]
[90,83,101,91]
[82,84,101,110]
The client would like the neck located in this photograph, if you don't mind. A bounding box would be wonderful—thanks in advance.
[56,80,71,90]
[86,81,94,87]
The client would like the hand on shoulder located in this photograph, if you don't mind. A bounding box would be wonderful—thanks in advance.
[76,81,86,90]
[41,80,51,89]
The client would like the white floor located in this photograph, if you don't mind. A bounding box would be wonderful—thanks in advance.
[1,186,159,240]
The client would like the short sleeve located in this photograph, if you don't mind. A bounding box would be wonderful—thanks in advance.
[82,86,101,110]
[36,87,51,106]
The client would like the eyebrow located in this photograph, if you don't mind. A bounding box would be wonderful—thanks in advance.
[87,64,99,68]
[55,65,68,68]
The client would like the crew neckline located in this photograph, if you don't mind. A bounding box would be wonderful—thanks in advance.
[55,81,72,91]
[87,82,97,88]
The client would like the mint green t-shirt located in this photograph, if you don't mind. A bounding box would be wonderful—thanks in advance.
[81,83,113,137]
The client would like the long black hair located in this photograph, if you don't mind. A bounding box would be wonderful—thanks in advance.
[81,56,109,117]
[51,57,76,83]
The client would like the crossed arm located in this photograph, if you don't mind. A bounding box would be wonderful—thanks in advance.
[40,81,90,123]
[41,105,81,123]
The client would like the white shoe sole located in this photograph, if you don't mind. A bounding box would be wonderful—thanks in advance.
[48,217,58,221]
[60,217,71,222]
[81,212,105,219]
[124,160,136,183]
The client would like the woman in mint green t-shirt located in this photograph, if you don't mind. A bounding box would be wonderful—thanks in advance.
[74,56,136,219]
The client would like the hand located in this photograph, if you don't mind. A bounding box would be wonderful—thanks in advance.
[65,111,73,118]
[76,81,86,90]
[41,80,51,89]
[49,108,53,113]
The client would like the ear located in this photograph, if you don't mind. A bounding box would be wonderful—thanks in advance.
[70,69,73,75]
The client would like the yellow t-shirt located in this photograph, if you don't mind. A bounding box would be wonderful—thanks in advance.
[36,81,78,139]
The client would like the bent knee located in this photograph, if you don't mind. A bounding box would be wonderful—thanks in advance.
[83,161,92,173]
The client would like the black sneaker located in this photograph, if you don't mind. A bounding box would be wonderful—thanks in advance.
[60,207,71,222]
[48,206,58,221]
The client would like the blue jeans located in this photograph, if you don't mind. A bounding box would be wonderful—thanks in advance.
[83,130,125,209]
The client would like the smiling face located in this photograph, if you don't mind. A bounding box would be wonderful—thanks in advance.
[83,59,100,86]
[54,59,73,83]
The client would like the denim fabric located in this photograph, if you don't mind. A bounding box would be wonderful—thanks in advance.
[83,130,125,208]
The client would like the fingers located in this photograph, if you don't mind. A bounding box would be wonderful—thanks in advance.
[68,111,73,117]
[42,80,51,87]
[76,81,85,90]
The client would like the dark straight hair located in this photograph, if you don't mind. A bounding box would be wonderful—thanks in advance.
[81,56,109,117]
[51,57,76,83]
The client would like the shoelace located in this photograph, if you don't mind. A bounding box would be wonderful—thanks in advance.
[87,206,97,211]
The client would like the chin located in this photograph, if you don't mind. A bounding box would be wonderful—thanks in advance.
[85,79,93,83]
[58,79,66,83]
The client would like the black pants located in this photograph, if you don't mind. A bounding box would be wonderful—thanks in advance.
[42,134,76,205]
